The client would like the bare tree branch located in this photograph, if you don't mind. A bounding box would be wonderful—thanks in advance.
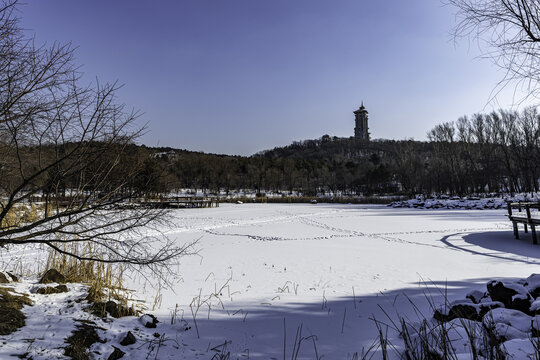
[448,0,540,100]
[0,0,193,273]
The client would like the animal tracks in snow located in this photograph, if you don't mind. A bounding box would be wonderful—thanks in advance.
[201,209,509,251]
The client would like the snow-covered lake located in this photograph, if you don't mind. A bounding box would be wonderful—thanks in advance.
[123,203,539,359]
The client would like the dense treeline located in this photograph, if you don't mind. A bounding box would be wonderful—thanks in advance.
[9,108,538,198]
[146,107,539,196]
[426,108,540,194]
[152,138,403,196]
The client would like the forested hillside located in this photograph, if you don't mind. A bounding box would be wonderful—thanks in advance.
[22,108,535,198]
[144,108,539,196]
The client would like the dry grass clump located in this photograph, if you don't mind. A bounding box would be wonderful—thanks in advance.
[64,320,105,360]
[44,242,137,317]
[45,242,123,293]
[0,287,32,335]
[36,284,69,294]
[370,289,518,360]
[0,203,43,230]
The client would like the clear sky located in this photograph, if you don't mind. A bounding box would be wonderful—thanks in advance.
[19,0,530,155]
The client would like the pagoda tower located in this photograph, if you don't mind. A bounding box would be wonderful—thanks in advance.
[354,103,369,141]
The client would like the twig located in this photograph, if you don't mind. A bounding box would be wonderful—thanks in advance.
[341,307,347,334]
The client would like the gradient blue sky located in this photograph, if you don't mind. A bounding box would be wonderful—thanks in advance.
[19,1,529,155]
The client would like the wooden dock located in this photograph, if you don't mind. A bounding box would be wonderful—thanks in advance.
[144,196,220,209]
[507,202,540,244]
[27,195,220,210]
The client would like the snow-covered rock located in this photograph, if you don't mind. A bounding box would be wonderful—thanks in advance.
[434,275,540,359]
[503,338,537,360]
[466,290,486,304]
[483,308,532,333]
[487,280,529,309]
[526,274,540,298]
[389,197,506,210]
[138,314,158,328]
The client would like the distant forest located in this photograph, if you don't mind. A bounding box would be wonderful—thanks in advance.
[130,107,538,197]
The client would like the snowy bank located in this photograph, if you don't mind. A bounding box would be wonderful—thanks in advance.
[2,204,540,359]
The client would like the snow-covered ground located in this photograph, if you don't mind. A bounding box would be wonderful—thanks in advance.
[3,203,540,359]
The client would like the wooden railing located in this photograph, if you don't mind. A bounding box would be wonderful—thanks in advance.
[507,202,540,244]
[142,196,220,209]
[26,195,220,209]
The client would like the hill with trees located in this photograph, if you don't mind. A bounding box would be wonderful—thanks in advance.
[143,107,539,197]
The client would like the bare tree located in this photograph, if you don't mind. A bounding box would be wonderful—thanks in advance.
[449,0,540,99]
[0,1,193,275]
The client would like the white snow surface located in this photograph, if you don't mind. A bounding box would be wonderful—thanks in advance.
[3,203,540,359]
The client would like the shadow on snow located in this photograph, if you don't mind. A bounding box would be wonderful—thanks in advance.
[178,277,509,360]
[439,230,540,264]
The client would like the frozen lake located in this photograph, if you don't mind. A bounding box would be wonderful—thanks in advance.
[123,203,540,359]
